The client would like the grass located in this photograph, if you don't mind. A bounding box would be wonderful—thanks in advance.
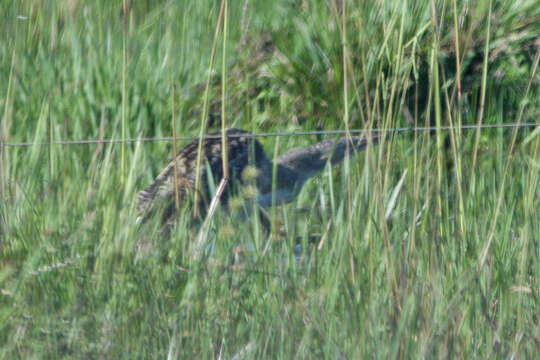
[1,0,539,358]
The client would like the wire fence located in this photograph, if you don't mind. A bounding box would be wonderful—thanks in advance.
[1,122,538,147]
[4,121,538,277]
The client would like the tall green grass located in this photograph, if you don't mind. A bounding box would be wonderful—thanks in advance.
[1,0,539,358]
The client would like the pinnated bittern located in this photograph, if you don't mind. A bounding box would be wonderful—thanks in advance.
[137,129,379,224]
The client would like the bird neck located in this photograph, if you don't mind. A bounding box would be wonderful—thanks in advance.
[256,135,378,207]
[276,136,370,182]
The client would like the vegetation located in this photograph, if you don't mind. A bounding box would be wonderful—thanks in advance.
[1,0,539,358]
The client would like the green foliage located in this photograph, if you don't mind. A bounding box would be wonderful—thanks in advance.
[1,0,539,358]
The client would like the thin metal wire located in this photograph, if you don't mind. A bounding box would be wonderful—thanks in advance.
[1,122,538,147]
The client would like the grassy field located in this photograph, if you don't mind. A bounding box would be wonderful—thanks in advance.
[1,0,539,358]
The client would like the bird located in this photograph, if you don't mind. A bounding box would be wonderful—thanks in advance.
[136,128,380,226]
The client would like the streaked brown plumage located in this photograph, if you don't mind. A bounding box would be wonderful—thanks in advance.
[137,128,379,224]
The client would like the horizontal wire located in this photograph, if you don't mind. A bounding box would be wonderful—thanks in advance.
[1,122,537,147]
